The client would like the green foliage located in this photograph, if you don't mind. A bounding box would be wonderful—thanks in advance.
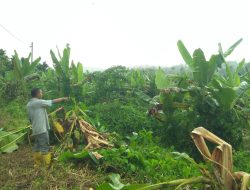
[129,69,145,90]
[88,99,156,135]
[177,40,224,86]
[50,45,71,96]
[97,174,131,190]
[155,68,171,89]
[0,49,12,78]
[97,175,209,190]
[219,38,243,58]
[90,66,130,103]
[71,62,85,100]
[99,131,200,183]
[215,59,245,88]
[1,39,250,188]
[151,39,250,156]
[97,174,152,190]
[12,50,41,81]
[0,50,41,100]
[71,62,84,84]
[58,150,99,164]
[0,128,27,153]
[35,62,49,73]
[0,100,28,130]
[50,45,87,99]
[192,50,220,86]
[0,100,30,153]
[233,150,250,173]
[177,40,193,67]
[85,66,158,106]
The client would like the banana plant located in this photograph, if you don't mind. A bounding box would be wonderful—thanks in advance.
[177,40,223,86]
[12,50,41,81]
[50,45,86,97]
[0,50,40,83]
[218,38,243,59]
[71,61,84,86]
[0,51,41,99]
[216,60,244,88]
[177,39,242,87]
[212,63,250,110]
[129,69,146,90]
[177,39,249,110]
[50,44,71,96]
[216,38,244,87]
[212,39,250,109]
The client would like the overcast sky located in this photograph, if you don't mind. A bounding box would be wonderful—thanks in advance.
[1,0,250,69]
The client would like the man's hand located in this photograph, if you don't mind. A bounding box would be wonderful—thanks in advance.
[62,97,69,101]
[52,97,70,103]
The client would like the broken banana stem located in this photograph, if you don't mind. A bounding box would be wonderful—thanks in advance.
[79,120,97,131]
[48,106,64,117]
[78,120,110,143]
[137,176,210,190]
[91,136,113,146]
[82,129,112,147]
[79,123,100,136]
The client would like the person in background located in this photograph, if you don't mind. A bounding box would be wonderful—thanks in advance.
[27,88,68,168]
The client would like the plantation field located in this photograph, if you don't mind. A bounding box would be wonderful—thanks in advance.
[1,40,250,189]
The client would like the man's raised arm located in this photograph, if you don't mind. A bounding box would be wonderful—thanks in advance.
[52,97,69,103]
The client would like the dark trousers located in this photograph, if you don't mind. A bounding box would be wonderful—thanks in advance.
[32,132,50,153]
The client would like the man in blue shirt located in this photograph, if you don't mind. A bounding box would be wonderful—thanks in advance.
[27,88,68,168]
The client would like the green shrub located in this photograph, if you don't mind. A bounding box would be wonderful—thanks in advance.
[88,99,157,135]
[0,100,28,130]
[233,150,250,173]
[99,130,200,183]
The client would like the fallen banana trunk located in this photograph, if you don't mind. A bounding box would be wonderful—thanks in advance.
[234,172,250,190]
[78,119,113,150]
[50,105,113,161]
[138,176,211,190]
[191,127,250,190]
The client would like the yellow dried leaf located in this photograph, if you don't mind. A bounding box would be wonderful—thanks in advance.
[53,121,64,133]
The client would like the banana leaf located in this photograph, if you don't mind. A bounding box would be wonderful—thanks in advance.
[177,40,193,67]
[155,68,180,89]
[58,150,99,164]
[97,174,145,190]
[223,38,243,57]
[0,129,26,153]
[0,126,30,153]
[97,173,207,190]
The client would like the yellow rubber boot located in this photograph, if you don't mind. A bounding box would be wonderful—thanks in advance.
[33,152,42,168]
[42,152,51,167]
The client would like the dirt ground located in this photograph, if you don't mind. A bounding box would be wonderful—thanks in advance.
[0,145,102,190]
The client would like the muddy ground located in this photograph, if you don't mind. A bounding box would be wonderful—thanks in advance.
[0,145,102,190]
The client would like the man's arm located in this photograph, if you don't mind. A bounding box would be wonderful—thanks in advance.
[52,97,69,103]
[37,98,68,108]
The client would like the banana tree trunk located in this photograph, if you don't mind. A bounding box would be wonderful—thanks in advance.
[191,127,233,190]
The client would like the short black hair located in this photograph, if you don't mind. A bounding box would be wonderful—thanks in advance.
[31,88,41,97]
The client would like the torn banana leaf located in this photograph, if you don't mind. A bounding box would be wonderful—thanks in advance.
[0,129,26,153]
